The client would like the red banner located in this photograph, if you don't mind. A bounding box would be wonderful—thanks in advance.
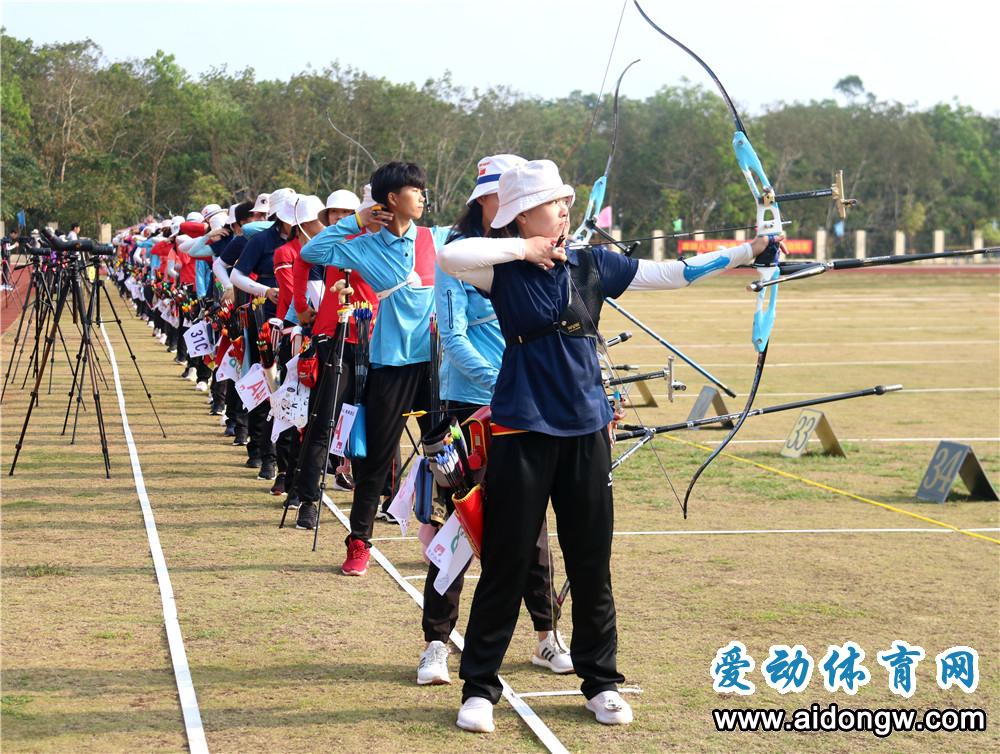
[678,239,814,255]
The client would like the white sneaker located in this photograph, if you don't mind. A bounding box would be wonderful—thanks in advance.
[416,640,450,685]
[195,381,209,392]
[186,371,198,383]
[158,333,167,345]
[147,320,155,328]
[532,631,574,674]
[585,690,633,725]
[456,696,494,733]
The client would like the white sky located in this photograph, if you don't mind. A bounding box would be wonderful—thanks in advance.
[3,0,998,116]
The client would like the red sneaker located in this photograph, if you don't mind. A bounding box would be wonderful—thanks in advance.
[341,537,370,576]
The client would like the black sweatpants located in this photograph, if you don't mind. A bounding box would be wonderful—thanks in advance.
[422,403,554,643]
[245,316,275,466]
[292,338,356,503]
[348,362,434,544]
[459,429,624,704]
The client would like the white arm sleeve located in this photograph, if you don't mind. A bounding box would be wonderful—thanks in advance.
[231,268,270,297]
[166,258,179,279]
[436,236,526,293]
[627,243,755,291]
[212,256,232,289]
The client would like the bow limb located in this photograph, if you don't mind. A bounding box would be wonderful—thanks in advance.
[573,58,641,243]
[634,0,785,511]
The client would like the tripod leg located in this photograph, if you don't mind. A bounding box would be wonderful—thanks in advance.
[1,272,38,400]
[73,270,111,476]
[9,275,72,475]
[98,280,167,437]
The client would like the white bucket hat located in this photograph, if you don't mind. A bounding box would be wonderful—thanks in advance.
[291,194,325,226]
[201,203,224,221]
[325,189,360,211]
[208,212,228,231]
[268,187,295,221]
[358,184,376,212]
[490,160,575,229]
[275,192,301,225]
[467,154,526,205]
[185,211,204,223]
[252,192,270,215]
[226,203,239,226]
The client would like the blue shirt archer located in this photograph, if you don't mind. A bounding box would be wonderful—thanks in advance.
[301,215,449,368]
[435,233,504,406]
[487,245,638,436]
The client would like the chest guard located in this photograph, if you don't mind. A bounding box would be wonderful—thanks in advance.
[512,248,604,345]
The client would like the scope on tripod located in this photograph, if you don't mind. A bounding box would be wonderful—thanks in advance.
[40,227,113,255]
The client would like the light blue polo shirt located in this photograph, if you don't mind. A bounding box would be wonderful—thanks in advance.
[301,216,448,368]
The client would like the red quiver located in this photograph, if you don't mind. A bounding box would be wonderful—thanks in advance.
[453,485,485,558]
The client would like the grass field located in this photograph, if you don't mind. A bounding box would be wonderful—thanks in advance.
[2,268,998,753]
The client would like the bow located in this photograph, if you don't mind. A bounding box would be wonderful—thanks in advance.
[634,0,793,515]
[573,58,641,245]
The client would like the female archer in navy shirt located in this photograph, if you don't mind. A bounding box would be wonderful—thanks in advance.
[438,159,774,733]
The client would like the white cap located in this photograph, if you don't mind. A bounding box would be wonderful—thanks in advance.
[491,160,575,229]
[186,211,204,223]
[325,189,361,211]
[468,154,526,204]
[226,203,239,225]
[268,187,295,220]
[275,192,300,225]
[252,192,270,215]
[208,212,228,231]
[201,203,224,221]
[358,184,376,212]
[292,194,326,226]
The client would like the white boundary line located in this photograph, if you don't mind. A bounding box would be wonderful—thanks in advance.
[709,437,1000,446]
[320,496,570,754]
[372,527,1000,543]
[99,323,209,754]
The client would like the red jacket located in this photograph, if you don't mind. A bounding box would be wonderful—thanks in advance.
[273,237,301,321]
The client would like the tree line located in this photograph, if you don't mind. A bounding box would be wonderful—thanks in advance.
[3,32,997,256]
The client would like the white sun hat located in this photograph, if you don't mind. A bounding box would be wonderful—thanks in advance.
[358,184,376,212]
[201,203,225,221]
[208,212,228,231]
[267,187,295,220]
[251,192,270,215]
[291,194,325,226]
[467,154,526,205]
[186,211,204,223]
[325,189,361,211]
[490,160,575,229]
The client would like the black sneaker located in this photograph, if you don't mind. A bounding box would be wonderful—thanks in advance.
[209,402,225,416]
[332,472,355,491]
[295,501,318,530]
[375,500,400,525]
[270,473,286,496]
[283,492,300,510]
[246,456,262,469]
[180,367,194,379]
[257,462,277,481]
[233,434,249,446]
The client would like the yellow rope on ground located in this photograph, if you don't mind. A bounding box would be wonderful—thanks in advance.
[663,435,1000,546]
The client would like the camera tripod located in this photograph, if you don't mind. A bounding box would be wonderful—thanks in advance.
[8,231,166,478]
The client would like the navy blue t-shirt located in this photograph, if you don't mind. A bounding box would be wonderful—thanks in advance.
[218,234,247,267]
[488,245,638,436]
[234,223,284,318]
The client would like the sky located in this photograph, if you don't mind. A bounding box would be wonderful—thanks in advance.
[3,0,998,116]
